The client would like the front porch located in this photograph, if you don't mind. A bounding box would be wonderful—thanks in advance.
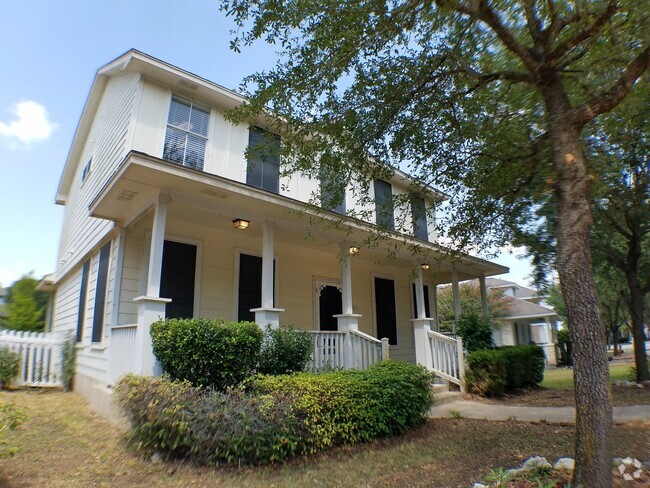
[91,152,507,387]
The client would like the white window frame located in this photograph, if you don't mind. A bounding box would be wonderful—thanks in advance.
[163,95,211,170]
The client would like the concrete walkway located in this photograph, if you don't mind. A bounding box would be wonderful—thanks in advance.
[429,400,650,423]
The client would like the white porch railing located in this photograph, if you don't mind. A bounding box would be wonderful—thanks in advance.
[108,325,138,384]
[307,329,389,371]
[0,329,68,387]
[427,329,465,391]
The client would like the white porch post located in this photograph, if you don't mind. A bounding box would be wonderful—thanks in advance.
[431,284,440,331]
[333,242,362,368]
[412,265,433,368]
[251,222,284,328]
[479,273,489,320]
[451,268,461,333]
[133,193,171,376]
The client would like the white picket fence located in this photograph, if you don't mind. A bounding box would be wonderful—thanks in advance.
[0,329,69,387]
[307,329,389,371]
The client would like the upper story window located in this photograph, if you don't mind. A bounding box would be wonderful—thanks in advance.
[411,196,428,241]
[81,157,92,183]
[374,179,394,230]
[163,95,210,171]
[320,164,346,214]
[247,126,280,193]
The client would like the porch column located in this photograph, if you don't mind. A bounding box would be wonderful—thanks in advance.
[479,273,489,320]
[333,242,362,369]
[431,284,440,331]
[333,242,362,332]
[412,265,433,368]
[133,193,172,376]
[451,268,461,333]
[251,222,284,328]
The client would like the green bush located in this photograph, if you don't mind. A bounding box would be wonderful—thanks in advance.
[150,318,264,390]
[257,325,313,375]
[465,349,507,397]
[456,313,494,353]
[499,345,545,389]
[250,361,435,452]
[0,347,21,389]
[465,345,545,396]
[556,328,572,366]
[61,336,76,392]
[189,389,305,465]
[115,374,304,465]
[114,374,197,457]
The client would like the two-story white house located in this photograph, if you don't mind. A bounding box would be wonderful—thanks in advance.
[49,50,507,416]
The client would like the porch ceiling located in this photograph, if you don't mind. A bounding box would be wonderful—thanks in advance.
[89,151,508,284]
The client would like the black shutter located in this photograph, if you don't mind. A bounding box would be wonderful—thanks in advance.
[75,260,90,342]
[411,196,428,240]
[247,126,280,193]
[375,277,397,345]
[91,242,111,343]
[320,164,346,214]
[374,179,394,230]
[160,240,197,319]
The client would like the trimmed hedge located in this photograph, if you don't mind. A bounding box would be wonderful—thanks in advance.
[115,361,435,465]
[250,361,436,452]
[465,349,507,397]
[150,318,263,390]
[465,345,545,397]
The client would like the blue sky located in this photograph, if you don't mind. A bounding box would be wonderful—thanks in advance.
[0,0,534,288]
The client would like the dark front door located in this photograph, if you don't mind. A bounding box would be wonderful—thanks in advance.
[160,240,197,319]
[375,277,397,345]
[319,285,342,331]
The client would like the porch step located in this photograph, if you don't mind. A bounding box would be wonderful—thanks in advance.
[435,391,463,406]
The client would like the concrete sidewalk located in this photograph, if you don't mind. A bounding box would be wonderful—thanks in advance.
[429,400,650,423]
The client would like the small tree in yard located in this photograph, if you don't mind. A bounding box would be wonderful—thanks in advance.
[456,313,495,353]
[4,274,48,332]
[220,1,648,484]
[437,282,512,329]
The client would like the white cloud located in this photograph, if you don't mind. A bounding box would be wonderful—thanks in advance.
[0,100,56,145]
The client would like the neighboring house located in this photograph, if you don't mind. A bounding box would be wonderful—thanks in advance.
[47,50,507,416]
[487,278,559,364]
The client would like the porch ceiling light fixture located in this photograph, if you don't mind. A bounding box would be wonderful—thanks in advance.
[348,245,360,256]
[232,218,250,230]
[421,263,430,270]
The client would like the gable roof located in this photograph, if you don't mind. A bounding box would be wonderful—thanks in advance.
[500,299,557,320]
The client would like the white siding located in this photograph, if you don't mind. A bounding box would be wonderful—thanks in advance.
[51,266,83,335]
[55,72,140,283]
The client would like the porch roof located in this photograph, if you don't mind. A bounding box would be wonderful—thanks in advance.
[89,151,508,285]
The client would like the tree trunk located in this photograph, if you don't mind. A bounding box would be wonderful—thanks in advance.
[625,235,650,381]
[544,83,613,487]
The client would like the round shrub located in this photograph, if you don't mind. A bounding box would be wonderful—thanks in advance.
[150,318,264,390]
[499,345,545,389]
[0,347,21,389]
[257,325,313,375]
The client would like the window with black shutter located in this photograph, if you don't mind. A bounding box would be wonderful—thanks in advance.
[374,179,394,230]
[411,283,431,319]
[374,277,397,345]
[91,242,111,343]
[237,253,275,322]
[246,126,280,193]
[411,196,428,241]
[75,260,90,342]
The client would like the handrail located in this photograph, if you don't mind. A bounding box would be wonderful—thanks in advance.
[427,329,457,345]
[349,329,382,344]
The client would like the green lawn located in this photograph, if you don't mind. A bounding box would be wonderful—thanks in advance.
[542,362,639,389]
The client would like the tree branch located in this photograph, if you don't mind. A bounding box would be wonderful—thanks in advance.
[549,0,618,63]
[523,0,543,49]
[572,47,650,128]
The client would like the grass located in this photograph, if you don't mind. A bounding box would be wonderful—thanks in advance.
[542,362,639,389]
[1,389,650,488]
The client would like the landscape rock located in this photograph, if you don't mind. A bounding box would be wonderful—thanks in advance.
[505,468,523,480]
[473,484,488,488]
[553,458,575,471]
[522,456,552,471]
